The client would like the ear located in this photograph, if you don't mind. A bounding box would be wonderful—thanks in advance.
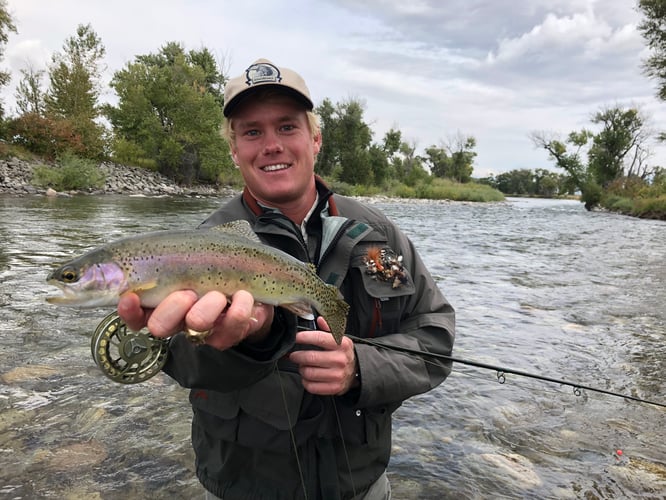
[312,132,322,156]
[230,145,240,165]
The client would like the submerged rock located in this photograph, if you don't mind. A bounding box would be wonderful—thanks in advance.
[478,452,542,488]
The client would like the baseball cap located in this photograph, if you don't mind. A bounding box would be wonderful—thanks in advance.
[223,58,314,117]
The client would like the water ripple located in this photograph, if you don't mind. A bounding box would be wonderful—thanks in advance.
[1,194,664,498]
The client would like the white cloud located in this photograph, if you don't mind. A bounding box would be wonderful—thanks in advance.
[1,0,665,173]
[6,39,50,72]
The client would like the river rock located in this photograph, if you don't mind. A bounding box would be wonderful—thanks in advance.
[1,364,60,383]
[0,157,237,197]
[478,452,542,488]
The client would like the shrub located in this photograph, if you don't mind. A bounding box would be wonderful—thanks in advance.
[602,195,634,214]
[32,152,105,191]
[6,113,86,160]
[631,195,666,218]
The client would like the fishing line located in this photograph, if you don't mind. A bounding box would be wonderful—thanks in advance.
[347,335,666,409]
[329,396,357,498]
[275,362,308,500]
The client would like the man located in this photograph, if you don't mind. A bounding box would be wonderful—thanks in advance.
[118,58,455,500]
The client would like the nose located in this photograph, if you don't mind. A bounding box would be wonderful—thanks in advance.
[262,130,283,155]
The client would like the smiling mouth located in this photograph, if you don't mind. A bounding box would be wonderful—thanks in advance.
[261,163,290,172]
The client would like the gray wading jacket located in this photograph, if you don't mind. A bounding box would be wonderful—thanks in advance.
[163,181,455,500]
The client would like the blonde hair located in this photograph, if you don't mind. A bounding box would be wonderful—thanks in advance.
[221,88,320,146]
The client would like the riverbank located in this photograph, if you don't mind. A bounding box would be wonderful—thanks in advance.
[0,156,237,197]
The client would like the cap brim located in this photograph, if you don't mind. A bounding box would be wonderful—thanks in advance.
[223,85,314,117]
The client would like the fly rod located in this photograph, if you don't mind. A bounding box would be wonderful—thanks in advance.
[348,334,666,409]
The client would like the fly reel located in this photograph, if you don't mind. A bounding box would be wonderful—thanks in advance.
[91,311,169,384]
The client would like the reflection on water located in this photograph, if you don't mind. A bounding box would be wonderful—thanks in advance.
[0,194,664,499]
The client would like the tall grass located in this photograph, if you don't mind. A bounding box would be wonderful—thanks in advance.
[328,177,504,202]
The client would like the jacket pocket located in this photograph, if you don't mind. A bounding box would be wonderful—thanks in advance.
[190,370,304,431]
[350,245,416,336]
[335,402,399,446]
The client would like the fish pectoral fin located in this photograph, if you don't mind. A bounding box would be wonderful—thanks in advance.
[281,301,315,318]
[128,281,158,294]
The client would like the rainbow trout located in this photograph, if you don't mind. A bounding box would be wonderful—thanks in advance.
[46,220,349,344]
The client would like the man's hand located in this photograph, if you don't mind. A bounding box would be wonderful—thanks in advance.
[117,290,274,351]
[288,316,358,396]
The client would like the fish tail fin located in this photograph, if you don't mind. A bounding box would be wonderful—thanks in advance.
[324,284,350,345]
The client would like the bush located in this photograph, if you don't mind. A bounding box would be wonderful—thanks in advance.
[6,113,85,160]
[631,195,666,218]
[392,183,417,199]
[395,178,504,201]
[32,152,105,191]
[110,137,157,170]
[580,182,603,210]
[602,195,634,214]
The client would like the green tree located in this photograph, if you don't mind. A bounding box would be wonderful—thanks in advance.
[314,97,373,184]
[378,127,402,183]
[423,145,449,178]
[44,23,107,158]
[105,42,232,184]
[368,143,390,186]
[0,0,16,119]
[382,128,402,158]
[15,64,45,115]
[423,134,476,182]
[588,106,650,185]
[187,47,225,107]
[530,129,601,208]
[533,168,560,197]
[446,134,476,183]
[494,169,534,195]
[530,105,654,209]
[638,0,666,100]
[314,98,337,176]
[396,140,428,185]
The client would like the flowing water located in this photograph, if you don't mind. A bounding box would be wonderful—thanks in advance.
[0,194,664,499]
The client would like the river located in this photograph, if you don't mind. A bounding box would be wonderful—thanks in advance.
[0,194,664,499]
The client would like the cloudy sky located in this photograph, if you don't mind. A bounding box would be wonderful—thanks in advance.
[2,0,664,176]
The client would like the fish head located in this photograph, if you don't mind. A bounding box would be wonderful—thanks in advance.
[46,253,128,307]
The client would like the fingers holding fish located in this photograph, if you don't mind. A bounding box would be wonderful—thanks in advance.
[147,290,199,338]
[192,290,275,350]
[117,292,149,331]
[185,290,229,333]
[289,321,358,396]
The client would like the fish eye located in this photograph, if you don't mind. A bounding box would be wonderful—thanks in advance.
[61,268,78,283]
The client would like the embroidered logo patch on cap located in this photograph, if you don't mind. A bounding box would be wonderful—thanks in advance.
[245,62,282,86]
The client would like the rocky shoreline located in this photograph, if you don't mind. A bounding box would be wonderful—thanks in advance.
[0,157,238,197]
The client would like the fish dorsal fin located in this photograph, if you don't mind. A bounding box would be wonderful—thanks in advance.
[212,220,261,243]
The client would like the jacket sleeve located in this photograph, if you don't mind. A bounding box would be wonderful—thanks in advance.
[163,307,297,392]
[352,225,455,409]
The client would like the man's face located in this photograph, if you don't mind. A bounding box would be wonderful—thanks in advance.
[230,95,321,208]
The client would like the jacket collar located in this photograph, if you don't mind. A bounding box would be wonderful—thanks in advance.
[241,176,338,218]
